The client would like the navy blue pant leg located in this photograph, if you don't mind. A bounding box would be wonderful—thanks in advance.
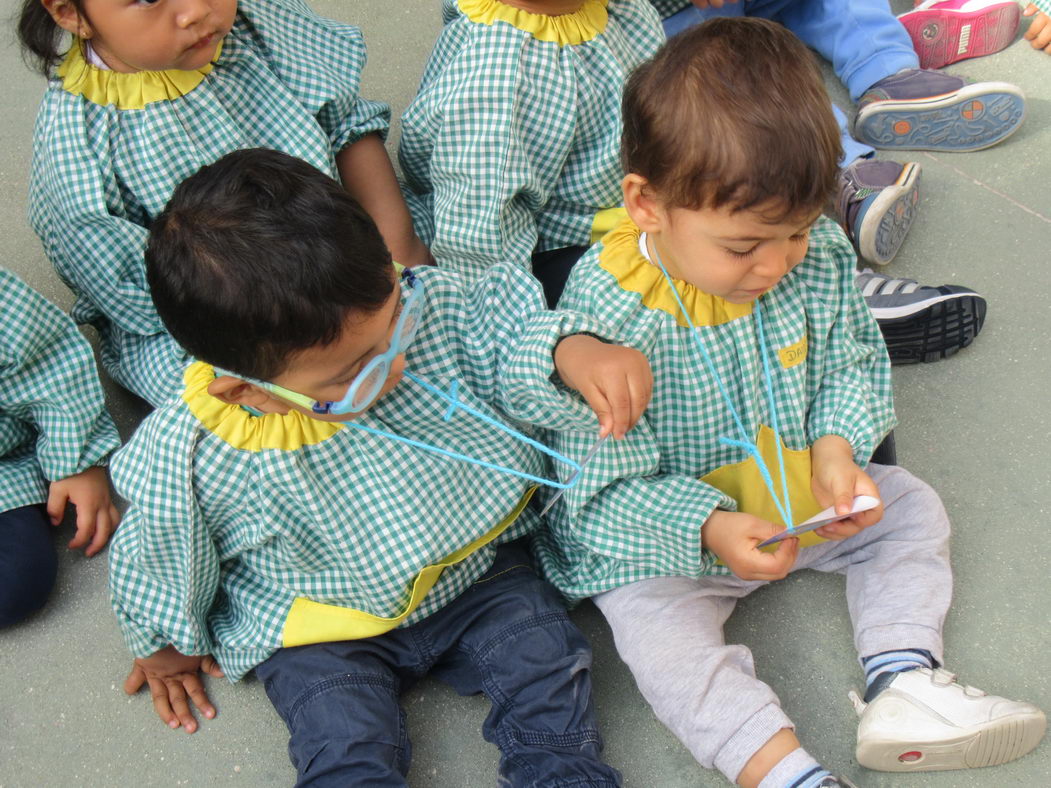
[0,504,57,629]
[425,543,621,787]
[255,641,416,787]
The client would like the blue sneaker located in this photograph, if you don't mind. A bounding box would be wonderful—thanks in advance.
[836,159,921,266]
[853,69,1025,152]
[857,268,987,364]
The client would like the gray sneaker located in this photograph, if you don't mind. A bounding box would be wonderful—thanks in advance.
[854,69,1025,152]
[836,159,921,266]
[857,269,987,364]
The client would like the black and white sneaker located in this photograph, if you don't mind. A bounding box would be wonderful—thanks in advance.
[857,269,987,364]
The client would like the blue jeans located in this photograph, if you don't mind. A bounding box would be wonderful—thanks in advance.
[255,542,620,788]
[663,0,920,164]
[0,504,56,629]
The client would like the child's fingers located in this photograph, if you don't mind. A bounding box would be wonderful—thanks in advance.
[201,656,225,679]
[85,508,116,557]
[746,538,798,581]
[626,368,653,433]
[67,503,98,552]
[45,488,69,527]
[183,674,217,721]
[164,678,199,733]
[124,664,148,695]
[1032,23,1051,49]
[146,675,179,729]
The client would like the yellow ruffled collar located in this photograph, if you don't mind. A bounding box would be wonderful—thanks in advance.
[57,40,222,110]
[459,0,607,45]
[598,219,754,328]
[181,362,343,452]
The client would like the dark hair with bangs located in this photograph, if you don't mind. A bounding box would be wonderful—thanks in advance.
[18,0,84,76]
[146,148,395,381]
[622,17,842,220]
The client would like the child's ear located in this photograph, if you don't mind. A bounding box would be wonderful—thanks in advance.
[42,0,93,38]
[208,375,274,410]
[622,173,664,234]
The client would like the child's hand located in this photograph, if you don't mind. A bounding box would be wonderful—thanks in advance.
[124,646,224,734]
[810,435,883,540]
[46,466,121,557]
[1024,5,1051,54]
[701,510,799,581]
[553,335,653,439]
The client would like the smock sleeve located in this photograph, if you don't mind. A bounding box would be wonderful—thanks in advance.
[0,270,119,492]
[237,0,390,152]
[801,220,897,464]
[108,408,220,659]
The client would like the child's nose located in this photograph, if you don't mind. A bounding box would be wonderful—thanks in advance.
[176,0,210,28]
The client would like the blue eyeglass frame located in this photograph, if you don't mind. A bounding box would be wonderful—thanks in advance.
[264,269,424,416]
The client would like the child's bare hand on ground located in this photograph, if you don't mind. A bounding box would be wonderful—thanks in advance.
[1024,5,1051,54]
[46,466,121,556]
[554,335,653,439]
[701,510,799,581]
[810,435,883,540]
[124,646,224,734]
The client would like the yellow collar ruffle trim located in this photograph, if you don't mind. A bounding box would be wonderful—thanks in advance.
[599,219,754,328]
[58,40,222,110]
[182,362,342,453]
[459,0,607,45]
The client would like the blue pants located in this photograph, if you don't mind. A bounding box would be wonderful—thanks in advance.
[0,504,57,629]
[255,542,620,788]
[663,0,921,164]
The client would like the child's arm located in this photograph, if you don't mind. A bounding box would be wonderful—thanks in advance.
[337,135,432,268]
[46,466,120,557]
[807,435,884,541]
[701,510,799,581]
[1024,3,1051,53]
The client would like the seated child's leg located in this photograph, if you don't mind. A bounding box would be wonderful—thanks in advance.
[254,640,413,787]
[593,574,798,783]
[427,541,620,787]
[0,505,57,628]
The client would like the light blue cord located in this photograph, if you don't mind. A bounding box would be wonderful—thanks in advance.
[334,371,583,489]
[648,244,794,529]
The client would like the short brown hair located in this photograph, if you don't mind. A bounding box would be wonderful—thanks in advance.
[621,17,842,220]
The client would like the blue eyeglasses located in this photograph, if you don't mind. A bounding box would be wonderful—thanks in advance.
[265,270,424,416]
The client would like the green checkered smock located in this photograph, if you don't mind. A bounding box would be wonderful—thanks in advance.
[28,0,389,408]
[646,0,689,17]
[108,263,615,681]
[398,0,665,282]
[1035,0,1051,16]
[0,269,119,514]
[502,217,896,603]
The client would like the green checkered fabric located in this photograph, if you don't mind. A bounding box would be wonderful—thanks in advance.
[108,263,616,681]
[398,0,665,282]
[503,217,896,603]
[647,0,690,18]
[28,0,390,408]
[0,269,119,514]
[1035,0,1050,16]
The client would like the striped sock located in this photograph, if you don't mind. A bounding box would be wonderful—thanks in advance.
[757,747,830,788]
[862,648,934,701]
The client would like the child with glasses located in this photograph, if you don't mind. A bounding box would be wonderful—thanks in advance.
[17,0,425,408]
[509,19,1045,787]
[109,147,651,785]
[0,267,120,628]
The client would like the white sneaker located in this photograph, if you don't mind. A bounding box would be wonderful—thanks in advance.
[850,667,1046,772]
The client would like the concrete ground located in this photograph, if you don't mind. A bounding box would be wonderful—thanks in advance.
[1,1,1048,785]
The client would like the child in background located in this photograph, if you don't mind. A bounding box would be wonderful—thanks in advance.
[112,148,649,784]
[513,20,1045,785]
[398,0,665,306]
[18,0,426,408]
[0,268,120,629]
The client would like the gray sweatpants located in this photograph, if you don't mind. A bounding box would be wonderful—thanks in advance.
[592,464,951,781]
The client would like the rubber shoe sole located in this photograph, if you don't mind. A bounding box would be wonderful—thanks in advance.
[873,291,986,364]
[854,82,1025,152]
[857,708,1047,771]
[855,161,921,266]
[900,3,1021,70]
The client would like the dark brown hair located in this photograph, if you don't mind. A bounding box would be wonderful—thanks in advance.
[622,17,842,221]
[17,0,85,76]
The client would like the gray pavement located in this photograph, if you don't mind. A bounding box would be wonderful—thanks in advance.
[1,1,1048,786]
